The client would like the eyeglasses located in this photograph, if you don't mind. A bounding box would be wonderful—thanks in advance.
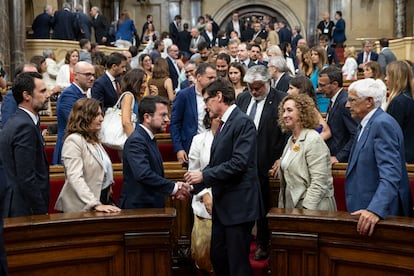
[347,96,366,103]
[76,72,95,78]
[204,95,216,104]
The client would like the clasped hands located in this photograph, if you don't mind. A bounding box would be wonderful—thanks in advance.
[173,182,192,200]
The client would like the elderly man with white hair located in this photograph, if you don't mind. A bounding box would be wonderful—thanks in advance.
[268,56,293,93]
[345,78,413,237]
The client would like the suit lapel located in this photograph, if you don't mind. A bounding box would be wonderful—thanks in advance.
[190,87,198,127]
[258,90,277,134]
[86,142,104,168]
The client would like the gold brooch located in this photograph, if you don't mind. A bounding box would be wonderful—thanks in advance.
[293,144,300,152]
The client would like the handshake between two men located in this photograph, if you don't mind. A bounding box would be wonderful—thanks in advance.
[173,171,204,200]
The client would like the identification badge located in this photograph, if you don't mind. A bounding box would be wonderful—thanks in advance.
[324,28,329,33]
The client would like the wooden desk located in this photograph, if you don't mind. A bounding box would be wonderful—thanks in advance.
[4,208,176,276]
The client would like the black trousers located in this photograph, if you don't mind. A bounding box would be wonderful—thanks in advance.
[210,213,254,276]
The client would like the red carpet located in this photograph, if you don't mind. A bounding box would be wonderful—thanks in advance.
[250,241,270,276]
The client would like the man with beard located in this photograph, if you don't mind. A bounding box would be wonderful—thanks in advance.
[0,72,50,217]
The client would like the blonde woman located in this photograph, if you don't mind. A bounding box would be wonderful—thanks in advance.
[342,46,358,80]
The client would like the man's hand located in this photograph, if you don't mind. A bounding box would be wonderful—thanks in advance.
[176,150,188,165]
[330,156,339,165]
[202,193,212,215]
[269,159,281,178]
[173,182,191,200]
[351,209,380,236]
[184,171,203,185]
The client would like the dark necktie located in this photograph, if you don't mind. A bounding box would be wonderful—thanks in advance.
[249,100,258,120]
[356,124,363,142]
[216,120,224,136]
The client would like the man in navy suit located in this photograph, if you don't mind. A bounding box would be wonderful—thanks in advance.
[51,2,77,40]
[268,56,293,93]
[170,63,216,165]
[319,34,339,65]
[345,78,413,236]
[332,11,346,48]
[31,4,53,39]
[53,62,95,164]
[318,66,357,164]
[236,65,286,260]
[238,43,255,69]
[357,40,378,70]
[185,78,262,276]
[92,52,127,110]
[0,72,50,217]
[119,96,190,208]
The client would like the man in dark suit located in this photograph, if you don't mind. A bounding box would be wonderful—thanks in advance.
[249,44,267,66]
[345,78,413,236]
[357,40,379,70]
[318,66,357,164]
[140,14,153,43]
[333,11,346,48]
[31,4,53,39]
[177,22,192,58]
[170,63,216,165]
[119,96,190,208]
[90,6,109,45]
[236,65,286,260]
[268,56,292,93]
[53,62,95,165]
[0,72,50,217]
[51,2,77,40]
[75,4,92,40]
[201,22,216,48]
[238,43,255,68]
[320,34,339,65]
[165,44,181,91]
[278,21,292,45]
[185,78,262,276]
[92,52,127,110]
[169,15,181,45]
[225,11,242,39]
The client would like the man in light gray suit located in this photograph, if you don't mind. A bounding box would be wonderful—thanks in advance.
[378,38,397,75]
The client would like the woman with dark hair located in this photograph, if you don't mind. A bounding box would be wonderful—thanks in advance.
[311,45,329,112]
[138,54,153,96]
[228,62,246,98]
[148,58,175,104]
[363,61,383,80]
[55,98,121,213]
[288,75,331,140]
[385,60,414,163]
[120,68,147,137]
[56,49,79,89]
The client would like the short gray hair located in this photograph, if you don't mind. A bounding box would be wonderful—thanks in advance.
[348,78,386,108]
[268,56,290,73]
[43,48,53,58]
[243,65,271,83]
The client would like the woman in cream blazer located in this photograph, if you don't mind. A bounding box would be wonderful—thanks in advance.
[55,98,121,213]
[277,94,336,211]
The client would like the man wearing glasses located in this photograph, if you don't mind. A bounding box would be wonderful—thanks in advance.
[53,61,95,164]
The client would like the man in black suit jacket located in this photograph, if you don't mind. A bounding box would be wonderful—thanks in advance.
[185,78,262,276]
[165,45,181,90]
[90,6,109,45]
[169,15,181,45]
[31,5,53,38]
[0,72,50,217]
[238,42,255,68]
[357,40,379,70]
[177,23,192,58]
[318,66,357,164]
[119,96,190,208]
[236,65,287,260]
[91,52,127,110]
[320,35,339,65]
[268,56,293,93]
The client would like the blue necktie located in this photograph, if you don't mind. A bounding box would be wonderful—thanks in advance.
[249,100,258,120]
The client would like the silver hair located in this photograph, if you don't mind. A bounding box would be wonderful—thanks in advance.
[43,48,53,58]
[349,78,386,108]
[243,65,271,83]
[268,56,290,73]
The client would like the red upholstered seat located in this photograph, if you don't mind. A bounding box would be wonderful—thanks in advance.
[44,146,54,165]
[333,177,347,211]
[158,143,176,161]
[49,179,65,214]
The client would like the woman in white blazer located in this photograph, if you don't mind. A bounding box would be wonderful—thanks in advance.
[277,94,336,210]
[56,49,79,90]
[55,98,121,213]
